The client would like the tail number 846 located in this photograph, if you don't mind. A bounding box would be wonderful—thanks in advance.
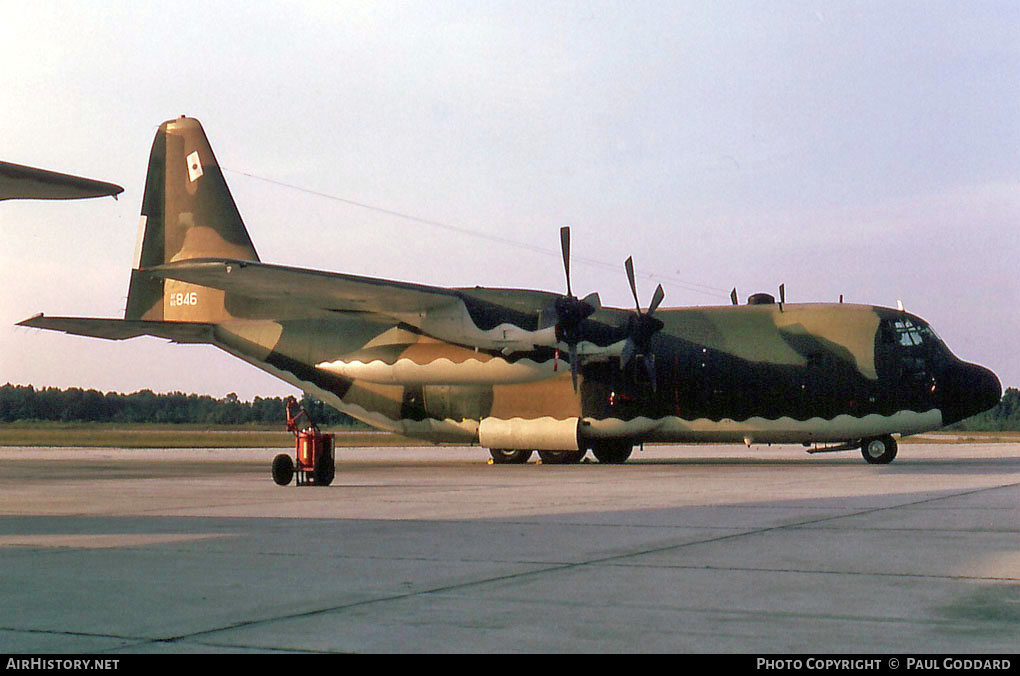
[168,291,199,307]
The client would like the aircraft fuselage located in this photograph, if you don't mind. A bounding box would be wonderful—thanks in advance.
[209,297,1000,451]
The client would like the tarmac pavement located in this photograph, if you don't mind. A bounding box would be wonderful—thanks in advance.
[0,442,1017,653]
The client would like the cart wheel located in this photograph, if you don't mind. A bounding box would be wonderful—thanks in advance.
[272,453,295,486]
[313,456,335,486]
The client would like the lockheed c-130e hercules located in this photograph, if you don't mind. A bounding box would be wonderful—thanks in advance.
[20,116,1002,466]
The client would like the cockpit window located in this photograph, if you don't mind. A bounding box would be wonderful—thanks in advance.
[880,318,936,348]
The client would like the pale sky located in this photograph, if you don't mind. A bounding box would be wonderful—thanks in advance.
[1,0,1017,400]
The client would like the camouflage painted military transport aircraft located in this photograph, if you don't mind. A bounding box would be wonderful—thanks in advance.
[20,117,1001,464]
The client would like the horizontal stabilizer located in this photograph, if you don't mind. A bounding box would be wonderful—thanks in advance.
[17,314,213,343]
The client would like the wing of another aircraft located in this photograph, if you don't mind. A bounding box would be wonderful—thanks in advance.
[0,161,124,201]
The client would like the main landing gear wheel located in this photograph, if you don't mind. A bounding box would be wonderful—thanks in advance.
[537,450,585,464]
[272,453,295,486]
[861,435,898,464]
[489,448,533,464]
[590,441,634,464]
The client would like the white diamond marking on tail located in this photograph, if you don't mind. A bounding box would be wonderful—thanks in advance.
[187,151,203,182]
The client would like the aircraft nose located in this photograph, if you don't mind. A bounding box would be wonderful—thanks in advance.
[939,361,1001,426]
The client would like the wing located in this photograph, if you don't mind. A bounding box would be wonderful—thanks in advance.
[149,259,461,314]
[24,259,600,355]
[147,258,563,326]
[0,161,124,201]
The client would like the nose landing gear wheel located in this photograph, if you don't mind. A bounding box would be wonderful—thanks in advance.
[861,435,898,464]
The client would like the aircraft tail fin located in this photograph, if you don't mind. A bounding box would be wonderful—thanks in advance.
[126,116,259,322]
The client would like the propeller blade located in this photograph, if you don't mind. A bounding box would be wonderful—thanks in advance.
[569,342,579,392]
[649,284,665,315]
[625,256,641,312]
[560,226,572,297]
[644,355,657,392]
[621,337,636,370]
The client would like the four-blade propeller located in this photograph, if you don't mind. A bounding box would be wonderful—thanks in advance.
[620,256,665,391]
[554,226,597,391]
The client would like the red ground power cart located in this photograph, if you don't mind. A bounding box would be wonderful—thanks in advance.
[271,397,335,486]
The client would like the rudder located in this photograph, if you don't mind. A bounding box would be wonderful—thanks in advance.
[126,116,259,321]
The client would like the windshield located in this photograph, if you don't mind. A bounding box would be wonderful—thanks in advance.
[879,317,941,349]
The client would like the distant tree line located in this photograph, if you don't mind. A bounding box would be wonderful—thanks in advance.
[1,382,1017,431]
[0,384,363,427]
